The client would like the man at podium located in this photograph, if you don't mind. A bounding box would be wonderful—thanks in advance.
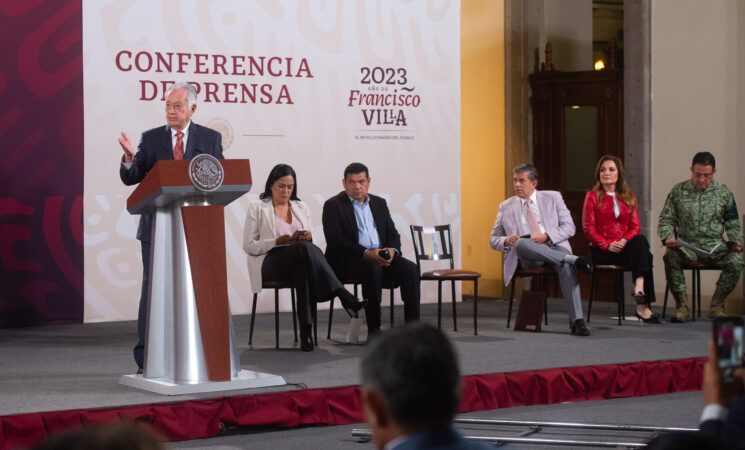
[117,82,224,373]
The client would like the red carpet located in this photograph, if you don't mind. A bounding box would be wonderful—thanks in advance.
[0,357,704,449]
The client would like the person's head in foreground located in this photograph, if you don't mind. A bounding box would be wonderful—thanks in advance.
[360,323,461,449]
[32,422,165,450]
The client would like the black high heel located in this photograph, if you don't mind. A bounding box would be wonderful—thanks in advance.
[299,324,314,351]
[634,312,661,324]
[633,292,660,324]
[337,289,368,318]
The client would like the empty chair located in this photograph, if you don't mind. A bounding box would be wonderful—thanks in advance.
[410,225,481,335]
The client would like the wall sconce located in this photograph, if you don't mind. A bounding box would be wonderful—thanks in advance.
[594,59,605,71]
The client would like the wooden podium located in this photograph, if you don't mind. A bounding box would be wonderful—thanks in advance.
[119,158,285,395]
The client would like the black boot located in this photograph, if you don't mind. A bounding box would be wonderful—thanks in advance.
[300,324,314,352]
[336,289,368,318]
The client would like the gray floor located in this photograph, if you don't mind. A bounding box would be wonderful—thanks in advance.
[0,298,711,448]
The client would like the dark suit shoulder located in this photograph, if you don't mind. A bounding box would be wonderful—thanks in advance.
[326,191,349,205]
[141,125,169,139]
[368,193,387,204]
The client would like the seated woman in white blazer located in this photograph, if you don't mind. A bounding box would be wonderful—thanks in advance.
[243,164,367,351]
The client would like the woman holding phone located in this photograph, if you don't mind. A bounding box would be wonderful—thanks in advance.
[243,164,366,351]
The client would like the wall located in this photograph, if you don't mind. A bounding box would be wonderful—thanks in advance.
[461,0,505,297]
[543,0,593,71]
[651,0,745,311]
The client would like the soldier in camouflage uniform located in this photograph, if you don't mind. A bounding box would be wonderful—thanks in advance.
[657,152,744,322]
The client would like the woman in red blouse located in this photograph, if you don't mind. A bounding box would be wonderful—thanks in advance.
[582,155,659,323]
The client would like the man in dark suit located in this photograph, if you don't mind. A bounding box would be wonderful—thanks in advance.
[118,82,224,372]
[322,162,420,338]
[361,323,494,450]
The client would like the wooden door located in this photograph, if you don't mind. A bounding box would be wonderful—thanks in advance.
[529,69,624,300]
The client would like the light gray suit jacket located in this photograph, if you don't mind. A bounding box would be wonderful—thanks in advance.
[242,198,312,295]
[489,190,576,285]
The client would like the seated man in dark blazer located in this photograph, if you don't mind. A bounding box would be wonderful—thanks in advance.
[322,162,420,338]
[118,82,224,373]
[361,323,494,450]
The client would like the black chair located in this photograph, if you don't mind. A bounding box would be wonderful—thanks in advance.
[506,266,555,328]
[326,277,397,340]
[588,260,630,326]
[662,260,714,321]
[410,225,481,335]
[249,280,317,349]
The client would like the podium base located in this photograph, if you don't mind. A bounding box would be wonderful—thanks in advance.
[119,369,286,396]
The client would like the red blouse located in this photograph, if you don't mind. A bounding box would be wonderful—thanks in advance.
[582,190,640,249]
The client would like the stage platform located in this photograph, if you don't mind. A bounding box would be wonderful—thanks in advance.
[0,298,712,448]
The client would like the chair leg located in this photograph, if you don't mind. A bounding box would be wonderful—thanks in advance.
[326,298,335,340]
[451,280,457,332]
[588,270,596,323]
[249,293,258,346]
[312,300,318,346]
[542,275,548,326]
[291,288,298,343]
[696,269,702,318]
[662,283,669,318]
[274,289,280,349]
[691,269,697,322]
[617,271,624,326]
[507,280,516,328]
[437,280,443,330]
[389,288,394,327]
[473,278,479,336]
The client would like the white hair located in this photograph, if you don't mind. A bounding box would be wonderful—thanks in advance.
[165,82,197,106]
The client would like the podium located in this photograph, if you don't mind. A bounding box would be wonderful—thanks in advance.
[119,157,285,395]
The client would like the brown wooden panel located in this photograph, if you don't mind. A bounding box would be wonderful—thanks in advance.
[181,205,231,381]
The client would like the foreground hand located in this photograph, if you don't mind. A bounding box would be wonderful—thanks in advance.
[504,234,520,247]
[703,339,745,408]
[727,241,743,253]
[703,340,723,408]
[298,230,312,241]
[608,241,624,253]
[531,233,548,244]
[118,132,135,163]
[664,237,679,248]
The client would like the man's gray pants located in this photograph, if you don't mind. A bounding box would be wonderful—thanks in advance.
[514,238,584,323]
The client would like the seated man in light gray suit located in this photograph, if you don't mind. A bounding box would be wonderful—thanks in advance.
[489,164,593,336]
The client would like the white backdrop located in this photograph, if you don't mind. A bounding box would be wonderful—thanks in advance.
[82,0,461,322]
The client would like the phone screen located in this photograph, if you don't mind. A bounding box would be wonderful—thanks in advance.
[714,317,745,380]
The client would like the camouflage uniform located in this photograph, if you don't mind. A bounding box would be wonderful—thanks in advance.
[658,179,744,319]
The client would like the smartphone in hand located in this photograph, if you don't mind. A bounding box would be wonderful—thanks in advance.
[291,229,307,240]
[714,316,745,382]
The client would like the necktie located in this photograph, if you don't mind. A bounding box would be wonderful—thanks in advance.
[173,131,184,160]
[525,198,541,236]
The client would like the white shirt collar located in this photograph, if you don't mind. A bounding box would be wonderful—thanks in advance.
[170,120,191,137]
[348,194,370,206]
[520,190,538,206]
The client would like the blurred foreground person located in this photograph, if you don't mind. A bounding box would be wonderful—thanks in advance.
[33,423,165,450]
[360,323,494,450]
